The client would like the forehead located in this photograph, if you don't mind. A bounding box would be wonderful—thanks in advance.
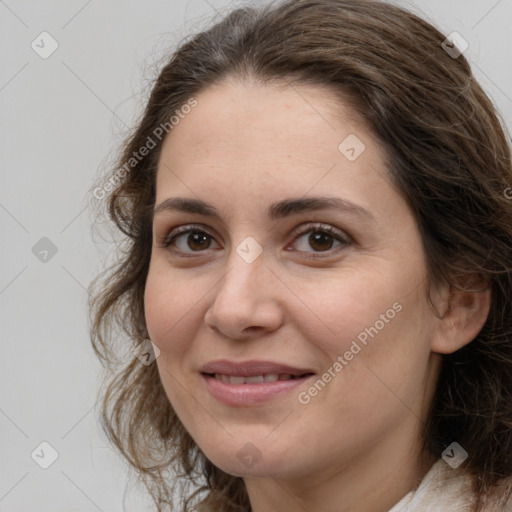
[154,79,394,218]
[160,78,365,164]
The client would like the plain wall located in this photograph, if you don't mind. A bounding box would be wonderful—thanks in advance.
[1,0,511,510]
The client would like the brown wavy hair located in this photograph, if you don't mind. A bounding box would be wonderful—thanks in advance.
[89,0,512,510]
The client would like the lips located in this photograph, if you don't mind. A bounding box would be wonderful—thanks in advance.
[213,373,302,385]
[200,359,316,406]
[200,359,315,379]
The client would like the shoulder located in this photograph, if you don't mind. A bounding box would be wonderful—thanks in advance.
[483,475,512,511]
[389,459,512,512]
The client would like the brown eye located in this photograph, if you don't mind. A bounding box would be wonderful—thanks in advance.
[184,232,212,251]
[307,231,335,252]
[163,225,219,255]
[289,223,351,257]
[162,222,351,259]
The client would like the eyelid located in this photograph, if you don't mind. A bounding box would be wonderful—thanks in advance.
[158,223,215,248]
[159,221,352,256]
[289,222,351,244]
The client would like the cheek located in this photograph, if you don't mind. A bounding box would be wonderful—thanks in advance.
[289,267,409,357]
[144,265,199,356]
[294,266,432,401]
[144,269,169,344]
[144,267,203,410]
[322,293,432,418]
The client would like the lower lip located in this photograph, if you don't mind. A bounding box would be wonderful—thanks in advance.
[201,373,314,406]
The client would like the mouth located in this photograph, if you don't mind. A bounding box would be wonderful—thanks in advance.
[200,359,315,377]
[201,372,315,385]
[199,360,316,406]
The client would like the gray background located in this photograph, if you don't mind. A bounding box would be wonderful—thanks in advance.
[1,0,511,510]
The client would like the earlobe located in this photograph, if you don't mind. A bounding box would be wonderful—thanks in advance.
[430,278,491,355]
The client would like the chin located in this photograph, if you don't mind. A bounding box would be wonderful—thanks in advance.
[202,440,305,480]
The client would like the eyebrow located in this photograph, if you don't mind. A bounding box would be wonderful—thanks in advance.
[153,196,375,222]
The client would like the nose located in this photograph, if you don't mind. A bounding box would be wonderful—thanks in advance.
[203,247,284,341]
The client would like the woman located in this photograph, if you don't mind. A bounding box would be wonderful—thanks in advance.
[89,0,512,510]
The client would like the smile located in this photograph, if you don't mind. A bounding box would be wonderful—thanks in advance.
[209,373,310,384]
[201,371,315,406]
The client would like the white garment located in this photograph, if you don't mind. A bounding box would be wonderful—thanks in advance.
[388,458,512,512]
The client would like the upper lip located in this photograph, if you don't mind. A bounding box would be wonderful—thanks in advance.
[200,359,315,377]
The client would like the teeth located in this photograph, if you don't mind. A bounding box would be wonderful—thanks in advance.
[246,375,264,383]
[229,376,246,385]
[214,373,296,384]
[220,374,231,384]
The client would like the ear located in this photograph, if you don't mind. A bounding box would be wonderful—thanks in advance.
[430,275,491,355]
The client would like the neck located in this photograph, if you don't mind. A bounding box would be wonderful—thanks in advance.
[243,427,437,512]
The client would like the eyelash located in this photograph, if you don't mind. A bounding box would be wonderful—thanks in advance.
[159,222,352,259]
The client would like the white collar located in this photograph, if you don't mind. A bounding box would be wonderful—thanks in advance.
[389,458,476,511]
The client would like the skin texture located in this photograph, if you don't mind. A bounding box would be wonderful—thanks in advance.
[144,78,491,512]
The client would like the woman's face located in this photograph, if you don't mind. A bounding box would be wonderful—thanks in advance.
[144,79,443,482]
